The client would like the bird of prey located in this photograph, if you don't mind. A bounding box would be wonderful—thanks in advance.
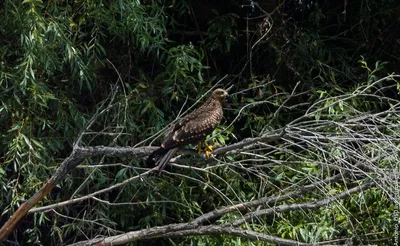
[147,88,229,170]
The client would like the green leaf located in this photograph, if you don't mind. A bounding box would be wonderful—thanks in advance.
[21,134,33,150]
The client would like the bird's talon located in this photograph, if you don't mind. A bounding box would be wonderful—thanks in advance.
[204,145,213,158]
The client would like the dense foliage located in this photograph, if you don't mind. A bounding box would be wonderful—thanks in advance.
[1,0,399,245]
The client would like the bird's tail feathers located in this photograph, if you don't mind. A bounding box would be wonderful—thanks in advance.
[155,148,178,171]
[146,147,168,168]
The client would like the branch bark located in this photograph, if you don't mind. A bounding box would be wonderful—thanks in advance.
[68,224,311,246]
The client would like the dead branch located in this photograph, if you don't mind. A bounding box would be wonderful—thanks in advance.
[230,181,373,226]
[68,224,311,246]
[190,172,345,226]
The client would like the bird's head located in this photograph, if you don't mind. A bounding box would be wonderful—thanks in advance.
[211,88,229,102]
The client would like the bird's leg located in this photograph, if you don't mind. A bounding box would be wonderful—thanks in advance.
[197,138,213,158]
[197,138,206,155]
[197,141,203,155]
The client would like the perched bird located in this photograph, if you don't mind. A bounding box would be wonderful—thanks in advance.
[147,88,229,170]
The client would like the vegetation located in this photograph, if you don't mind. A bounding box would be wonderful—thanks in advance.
[0,0,399,245]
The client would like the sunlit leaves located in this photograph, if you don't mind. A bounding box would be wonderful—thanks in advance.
[359,56,389,84]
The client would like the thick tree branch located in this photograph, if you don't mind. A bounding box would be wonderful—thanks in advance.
[68,224,311,246]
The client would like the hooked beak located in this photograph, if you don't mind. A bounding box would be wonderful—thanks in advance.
[223,91,229,103]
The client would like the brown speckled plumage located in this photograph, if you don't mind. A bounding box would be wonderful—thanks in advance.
[147,88,228,170]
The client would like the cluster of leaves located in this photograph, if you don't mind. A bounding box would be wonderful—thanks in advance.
[1,0,399,245]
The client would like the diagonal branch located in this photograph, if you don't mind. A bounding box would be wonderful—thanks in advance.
[67,224,311,246]
[190,172,346,226]
[0,149,86,243]
[230,181,373,226]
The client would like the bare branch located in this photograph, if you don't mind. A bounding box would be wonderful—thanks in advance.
[68,224,311,246]
[231,182,373,226]
[190,172,346,226]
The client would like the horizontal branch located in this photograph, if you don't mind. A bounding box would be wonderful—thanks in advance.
[68,224,311,246]
[29,133,285,213]
[74,131,284,158]
[75,145,157,158]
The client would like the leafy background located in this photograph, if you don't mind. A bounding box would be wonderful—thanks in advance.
[0,0,399,245]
